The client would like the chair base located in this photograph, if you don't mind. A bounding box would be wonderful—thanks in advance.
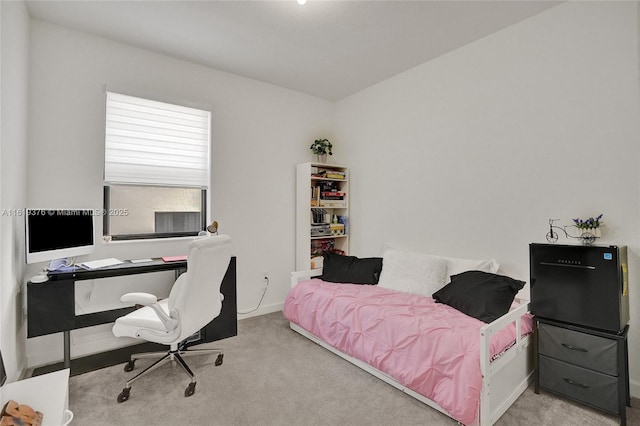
[116,343,223,403]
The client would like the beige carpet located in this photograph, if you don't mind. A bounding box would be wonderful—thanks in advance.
[68,312,638,425]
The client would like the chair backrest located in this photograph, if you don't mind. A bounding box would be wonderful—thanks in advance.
[168,235,232,342]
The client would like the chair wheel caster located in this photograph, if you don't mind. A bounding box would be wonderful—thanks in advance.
[215,353,224,366]
[124,360,135,372]
[117,387,131,403]
[185,382,196,397]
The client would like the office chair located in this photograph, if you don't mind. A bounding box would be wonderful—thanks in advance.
[112,235,232,403]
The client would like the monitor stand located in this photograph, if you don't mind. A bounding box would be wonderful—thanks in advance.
[30,258,72,283]
[30,270,49,283]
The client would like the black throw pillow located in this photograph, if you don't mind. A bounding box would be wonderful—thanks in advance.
[320,251,383,285]
[432,270,525,323]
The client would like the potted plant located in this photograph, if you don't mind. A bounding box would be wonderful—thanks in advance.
[310,138,332,163]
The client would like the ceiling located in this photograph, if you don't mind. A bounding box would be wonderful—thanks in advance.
[25,0,562,101]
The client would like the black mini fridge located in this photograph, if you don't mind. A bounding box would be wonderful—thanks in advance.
[530,243,629,334]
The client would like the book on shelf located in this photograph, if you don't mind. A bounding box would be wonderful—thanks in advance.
[312,184,347,205]
[310,186,322,206]
[320,191,345,200]
[313,169,346,180]
[319,200,347,208]
[320,181,339,192]
[325,172,345,180]
[311,208,330,224]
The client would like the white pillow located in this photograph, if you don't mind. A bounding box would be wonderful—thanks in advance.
[441,256,500,281]
[377,248,447,297]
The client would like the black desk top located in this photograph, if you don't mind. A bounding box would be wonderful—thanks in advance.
[47,258,187,281]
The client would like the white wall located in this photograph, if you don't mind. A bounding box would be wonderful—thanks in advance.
[25,19,334,366]
[335,2,640,396]
[1,1,30,380]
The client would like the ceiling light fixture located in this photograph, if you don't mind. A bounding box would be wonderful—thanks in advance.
[297,0,307,5]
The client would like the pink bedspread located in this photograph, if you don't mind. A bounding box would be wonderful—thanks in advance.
[283,279,533,425]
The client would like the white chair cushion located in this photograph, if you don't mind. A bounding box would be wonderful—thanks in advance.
[113,299,170,337]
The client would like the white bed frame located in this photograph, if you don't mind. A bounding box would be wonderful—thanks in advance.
[289,269,534,426]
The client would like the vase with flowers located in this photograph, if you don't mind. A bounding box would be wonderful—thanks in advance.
[310,138,332,163]
[573,214,603,244]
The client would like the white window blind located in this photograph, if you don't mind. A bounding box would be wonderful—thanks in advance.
[105,92,210,187]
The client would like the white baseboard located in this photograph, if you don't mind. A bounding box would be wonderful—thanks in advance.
[630,378,640,399]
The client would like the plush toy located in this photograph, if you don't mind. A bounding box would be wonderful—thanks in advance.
[0,400,43,426]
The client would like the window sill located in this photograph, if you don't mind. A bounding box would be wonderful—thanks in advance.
[102,235,199,245]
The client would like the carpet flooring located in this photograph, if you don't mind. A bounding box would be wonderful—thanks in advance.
[68,312,638,425]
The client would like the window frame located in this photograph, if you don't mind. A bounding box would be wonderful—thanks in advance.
[103,185,208,241]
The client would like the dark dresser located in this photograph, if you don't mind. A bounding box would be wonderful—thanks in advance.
[530,244,630,425]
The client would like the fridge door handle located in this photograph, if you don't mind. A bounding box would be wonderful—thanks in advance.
[540,262,595,270]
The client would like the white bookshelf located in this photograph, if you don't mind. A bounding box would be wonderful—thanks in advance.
[296,162,349,271]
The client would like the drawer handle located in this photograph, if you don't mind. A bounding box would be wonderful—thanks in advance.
[563,378,590,389]
[561,343,588,353]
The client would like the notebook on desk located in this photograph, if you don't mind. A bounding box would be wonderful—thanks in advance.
[161,255,187,262]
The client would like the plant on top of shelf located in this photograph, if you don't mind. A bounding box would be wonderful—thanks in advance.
[573,214,603,229]
[310,138,333,160]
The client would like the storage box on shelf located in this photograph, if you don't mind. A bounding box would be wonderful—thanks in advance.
[296,162,349,270]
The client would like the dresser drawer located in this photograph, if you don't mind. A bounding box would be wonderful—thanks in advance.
[538,322,617,376]
[539,355,619,414]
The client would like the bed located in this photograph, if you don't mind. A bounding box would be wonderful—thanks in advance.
[283,248,534,426]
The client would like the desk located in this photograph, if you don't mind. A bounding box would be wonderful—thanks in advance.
[27,257,236,375]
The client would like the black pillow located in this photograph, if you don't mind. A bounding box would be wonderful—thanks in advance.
[320,252,383,285]
[432,270,525,323]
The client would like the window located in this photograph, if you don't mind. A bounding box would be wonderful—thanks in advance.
[104,92,210,240]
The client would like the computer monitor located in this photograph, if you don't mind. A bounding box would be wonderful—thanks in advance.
[25,209,95,264]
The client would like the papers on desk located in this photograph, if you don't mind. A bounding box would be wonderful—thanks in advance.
[79,258,123,269]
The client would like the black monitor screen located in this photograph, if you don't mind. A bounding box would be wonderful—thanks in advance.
[27,209,94,253]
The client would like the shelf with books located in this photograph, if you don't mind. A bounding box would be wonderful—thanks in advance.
[310,180,348,208]
[297,162,349,270]
[311,166,347,181]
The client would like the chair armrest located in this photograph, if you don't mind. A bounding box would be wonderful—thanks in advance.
[120,292,178,332]
[121,292,157,305]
